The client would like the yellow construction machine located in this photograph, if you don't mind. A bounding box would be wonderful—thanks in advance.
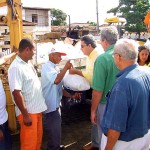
[0,0,23,133]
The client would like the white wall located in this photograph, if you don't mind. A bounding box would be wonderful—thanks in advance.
[24,9,50,26]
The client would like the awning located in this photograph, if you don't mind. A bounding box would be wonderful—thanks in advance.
[104,17,126,23]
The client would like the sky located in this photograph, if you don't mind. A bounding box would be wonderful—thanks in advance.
[22,0,119,24]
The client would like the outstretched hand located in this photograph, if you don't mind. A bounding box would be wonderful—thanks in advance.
[71,92,81,100]
[64,60,73,70]
[69,68,77,74]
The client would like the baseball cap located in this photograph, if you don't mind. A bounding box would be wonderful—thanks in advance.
[48,47,66,56]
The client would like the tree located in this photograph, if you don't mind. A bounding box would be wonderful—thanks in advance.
[107,0,150,38]
[87,21,97,26]
[51,8,67,26]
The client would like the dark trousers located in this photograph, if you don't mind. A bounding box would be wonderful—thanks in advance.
[45,109,61,150]
[0,121,12,150]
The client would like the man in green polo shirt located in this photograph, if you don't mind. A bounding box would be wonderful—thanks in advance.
[91,26,119,149]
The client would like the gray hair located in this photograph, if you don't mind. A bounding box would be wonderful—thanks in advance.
[81,34,97,48]
[114,39,138,62]
[100,26,119,45]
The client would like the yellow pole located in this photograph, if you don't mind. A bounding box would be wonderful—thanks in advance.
[4,0,23,133]
[7,0,23,50]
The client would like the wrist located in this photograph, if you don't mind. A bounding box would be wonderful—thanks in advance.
[91,109,96,114]
[22,109,29,117]
[63,66,68,71]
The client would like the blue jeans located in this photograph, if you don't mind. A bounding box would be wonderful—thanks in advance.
[0,121,12,150]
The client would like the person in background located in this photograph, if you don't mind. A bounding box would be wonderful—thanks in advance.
[69,34,103,150]
[41,47,80,150]
[101,39,150,150]
[137,45,150,66]
[0,51,17,150]
[8,38,47,150]
[91,26,119,149]
[0,52,4,58]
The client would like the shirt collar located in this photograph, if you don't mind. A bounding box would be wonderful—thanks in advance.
[16,55,27,64]
[89,48,97,59]
[105,45,115,52]
[48,60,57,67]
[117,64,138,78]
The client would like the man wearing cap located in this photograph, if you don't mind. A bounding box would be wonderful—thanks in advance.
[41,47,79,150]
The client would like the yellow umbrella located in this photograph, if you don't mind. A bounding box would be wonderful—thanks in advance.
[104,17,126,23]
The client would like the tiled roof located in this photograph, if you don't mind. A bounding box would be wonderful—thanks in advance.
[23,7,51,10]
[0,20,36,26]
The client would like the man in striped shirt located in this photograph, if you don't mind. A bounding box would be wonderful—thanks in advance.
[8,38,47,150]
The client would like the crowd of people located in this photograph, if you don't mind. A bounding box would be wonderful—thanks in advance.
[0,26,150,150]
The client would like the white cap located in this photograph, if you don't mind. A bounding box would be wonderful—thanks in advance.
[48,47,66,56]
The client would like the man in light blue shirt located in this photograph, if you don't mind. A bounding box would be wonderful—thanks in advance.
[41,59,63,113]
[41,47,79,150]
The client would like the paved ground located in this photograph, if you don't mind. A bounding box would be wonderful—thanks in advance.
[12,101,92,150]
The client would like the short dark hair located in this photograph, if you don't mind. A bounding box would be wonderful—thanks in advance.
[81,34,97,48]
[138,45,149,52]
[19,38,34,52]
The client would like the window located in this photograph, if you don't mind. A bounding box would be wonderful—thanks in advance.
[32,14,38,23]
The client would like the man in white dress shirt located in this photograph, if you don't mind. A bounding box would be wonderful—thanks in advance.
[8,38,47,150]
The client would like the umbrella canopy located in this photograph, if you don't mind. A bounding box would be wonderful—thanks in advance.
[104,17,126,23]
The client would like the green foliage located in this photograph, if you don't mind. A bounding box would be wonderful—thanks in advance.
[107,0,150,37]
[51,8,67,26]
[87,21,97,26]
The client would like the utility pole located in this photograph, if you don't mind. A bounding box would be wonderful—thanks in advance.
[96,0,99,34]
[68,15,71,32]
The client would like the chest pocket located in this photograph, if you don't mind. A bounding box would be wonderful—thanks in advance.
[22,66,37,90]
